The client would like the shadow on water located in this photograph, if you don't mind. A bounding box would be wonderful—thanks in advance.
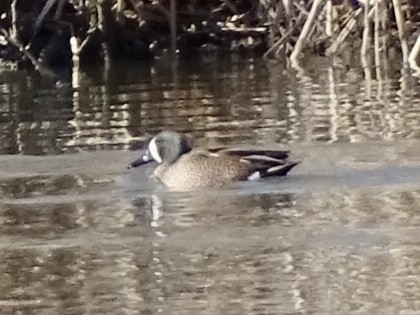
[1,56,420,314]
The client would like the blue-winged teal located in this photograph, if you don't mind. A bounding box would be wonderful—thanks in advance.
[128,131,299,189]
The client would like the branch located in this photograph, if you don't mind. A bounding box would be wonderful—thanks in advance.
[360,0,370,69]
[408,34,420,73]
[290,0,323,64]
[391,0,409,65]
[0,27,56,77]
[374,0,382,80]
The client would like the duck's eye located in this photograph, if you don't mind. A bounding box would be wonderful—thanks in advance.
[155,138,163,145]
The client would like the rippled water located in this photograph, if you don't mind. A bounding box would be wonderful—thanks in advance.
[1,56,420,314]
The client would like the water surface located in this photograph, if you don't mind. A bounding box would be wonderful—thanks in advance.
[1,56,420,314]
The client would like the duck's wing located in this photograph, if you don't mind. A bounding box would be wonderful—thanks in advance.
[241,154,299,176]
[206,147,299,178]
[211,148,290,160]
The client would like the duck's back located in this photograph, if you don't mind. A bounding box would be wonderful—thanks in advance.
[154,151,252,188]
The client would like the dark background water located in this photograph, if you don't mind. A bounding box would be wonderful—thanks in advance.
[2,55,419,155]
[1,55,420,314]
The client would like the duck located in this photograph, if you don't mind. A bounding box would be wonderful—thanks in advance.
[128,130,299,189]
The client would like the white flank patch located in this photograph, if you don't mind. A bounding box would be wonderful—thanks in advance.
[247,171,261,181]
[148,138,162,163]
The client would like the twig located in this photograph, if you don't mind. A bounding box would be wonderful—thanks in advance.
[293,1,312,17]
[263,27,294,58]
[341,9,357,28]
[221,26,267,33]
[283,0,292,30]
[0,27,56,77]
[169,0,177,55]
[116,0,125,22]
[374,0,382,80]
[282,0,291,16]
[391,0,409,65]
[70,5,99,67]
[263,13,306,59]
[290,0,323,65]
[326,0,333,37]
[10,0,17,40]
[408,34,420,72]
[54,0,66,19]
[27,0,58,49]
[222,0,239,15]
[96,2,111,71]
[360,0,370,69]
[327,8,361,54]
[294,0,324,30]
[70,36,80,67]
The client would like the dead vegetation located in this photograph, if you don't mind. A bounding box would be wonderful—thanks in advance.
[0,0,419,74]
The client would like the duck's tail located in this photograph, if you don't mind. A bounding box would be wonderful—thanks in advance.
[246,157,300,181]
[259,161,300,178]
[218,149,300,181]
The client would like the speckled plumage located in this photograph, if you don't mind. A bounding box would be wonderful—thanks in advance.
[154,151,252,188]
[128,131,299,189]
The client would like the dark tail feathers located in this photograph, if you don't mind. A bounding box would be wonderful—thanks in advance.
[260,161,300,178]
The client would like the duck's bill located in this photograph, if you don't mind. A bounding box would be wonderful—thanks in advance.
[127,150,153,169]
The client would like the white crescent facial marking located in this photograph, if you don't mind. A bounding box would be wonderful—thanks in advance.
[148,138,162,163]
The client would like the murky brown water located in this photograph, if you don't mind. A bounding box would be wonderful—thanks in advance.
[1,56,420,314]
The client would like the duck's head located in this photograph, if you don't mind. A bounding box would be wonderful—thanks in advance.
[128,131,192,169]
